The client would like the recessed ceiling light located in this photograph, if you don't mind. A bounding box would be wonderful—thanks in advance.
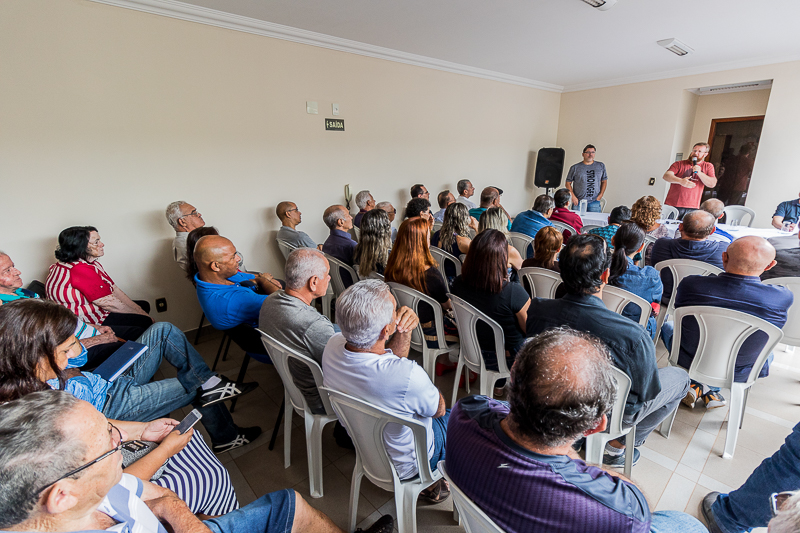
[580,0,617,10]
[657,38,694,56]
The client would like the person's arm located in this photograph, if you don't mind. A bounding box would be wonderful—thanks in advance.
[515,299,531,334]
[507,245,523,271]
[253,272,282,294]
[661,170,695,188]
[596,180,608,201]
[79,328,118,348]
[433,392,446,418]
[142,482,212,533]
[565,182,579,206]
[124,429,193,481]
[772,215,787,230]
[92,286,149,317]
[386,306,418,358]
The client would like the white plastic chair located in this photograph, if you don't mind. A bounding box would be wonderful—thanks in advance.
[763,277,800,349]
[509,231,534,259]
[601,285,651,328]
[599,197,608,212]
[657,306,783,458]
[584,366,636,479]
[582,224,603,234]
[258,331,338,498]
[639,235,658,268]
[550,220,578,239]
[354,264,384,281]
[438,462,504,533]
[661,205,679,220]
[430,246,462,281]
[518,267,563,299]
[321,387,442,533]
[447,294,511,405]
[323,252,359,299]
[432,221,443,234]
[276,239,296,261]
[723,205,756,227]
[353,225,361,242]
[653,259,723,343]
[388,282,459,384]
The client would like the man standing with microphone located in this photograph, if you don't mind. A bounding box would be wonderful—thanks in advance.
[662,142,717,219]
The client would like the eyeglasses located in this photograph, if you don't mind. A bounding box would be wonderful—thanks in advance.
[180,209,200,219]
[771,491,799,516]
[285,208,300,214]
[35,423,123,494]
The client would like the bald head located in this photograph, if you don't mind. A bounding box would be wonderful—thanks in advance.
[276,201,294,220]
[724,236,777,276]
[700,199,725,220]
[680,210,716,240]
[479,187,500,208]
[194,235,238,280]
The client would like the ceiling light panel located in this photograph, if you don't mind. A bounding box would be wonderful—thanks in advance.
[581,0,617,11]
[657,38,694,56]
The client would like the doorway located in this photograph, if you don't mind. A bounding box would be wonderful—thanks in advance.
[702,116,764,206]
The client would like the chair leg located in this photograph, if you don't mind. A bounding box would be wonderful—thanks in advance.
[724,386,746,459]
[229,353,251,413]
[740,387,750,429]
[654,305,669,346]
[422,349,436,385]
[283,391,293,468]
[451,359,465,407]
[222,336,232,362]
[624,426,636,479]
[658,406,679,438]
[194,312,206,345]
[268,399,284,451]
[348,465,364,533]
[305,415,326,498]
[211,333,228,371]
[396,484,420,533]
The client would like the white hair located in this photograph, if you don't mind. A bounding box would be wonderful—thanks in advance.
[376,201,393,211]
[335,279,395,349]
[323,206,348,230]
[165,201,188,230]
[284,249,328,291]
[355,190,373,210]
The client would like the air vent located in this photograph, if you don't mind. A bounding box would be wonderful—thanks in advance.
[691,80,773,96]
[581,0,617,11]
[657,38,693,56]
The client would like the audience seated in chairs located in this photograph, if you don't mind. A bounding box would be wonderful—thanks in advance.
[321,204,357,286]
[510,193,554,240]
[0,299,259,454]
[432,189,455,223]
[353,190,375,228]
[650,210,729,303]
[193,235,281,331]
[674,236,792,410]
[521,226,562,272]
[526,234,690,467]
[165,200,206,272]
[588,205,631,252]
[376,201,398,242]
[609,222,665,341]
[322,279,451,502]
[431,202,477,283]
[549,187,584,239]
[276,201,317,249]
[451,229,531,395]
[353,208,392,278]
[405,197,433,222]
[446,327,708,533]
[46,226,153,341]
[0,391,394,533]
[478,207,523,275]
[384,217,458,352]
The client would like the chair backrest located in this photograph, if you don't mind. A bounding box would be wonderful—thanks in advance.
[323,252,359,297]
[601,285,651,328]
[668,306,783,388]
[723,205,756,227]
[321,387,437,489]
[258,329,335,416]
[26,280,47,298]
[639,235,658,268]
[605,366,633,437]
[509,232,534,259]
[655,259,724,302]
[599,197,607,212]
[447,294,507,374]
[276,239,297,261]
[352,225,361,242]
[354,264,384,281]
[388,282,447,351]
[550,220,578,238]
[430,246,462,279]
[432,221,443,234]
[581,224,603,234]
[518,267,563,299]
[661,205,679,220]
[763,277,800,347]
[438,462,505,533]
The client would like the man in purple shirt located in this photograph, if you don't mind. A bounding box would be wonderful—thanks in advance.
[446,328,707,533]
[322,204,357,287]
[353,190,375,228]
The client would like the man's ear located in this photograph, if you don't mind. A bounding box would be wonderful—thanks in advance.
[763,259,778,272]
[176,218,188,232]
[210,260,221,273]
[600,268,610,285]
[42,481,81,516]
[378,322,394,342]
[308,275,319,292]
[721,252,729,269]
[584,414,607,437]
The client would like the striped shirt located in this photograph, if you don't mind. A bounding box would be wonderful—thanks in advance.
[46,260,115,324]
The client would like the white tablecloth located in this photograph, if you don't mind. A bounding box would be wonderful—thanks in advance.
[577,212,610,226]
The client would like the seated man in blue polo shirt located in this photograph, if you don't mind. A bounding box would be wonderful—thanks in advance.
[510,194,554,253]
[193,235,281,330]
[771,191,800,231]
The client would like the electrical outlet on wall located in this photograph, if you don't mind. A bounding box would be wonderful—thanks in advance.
[155,298,167,312]
[648,177,656,186]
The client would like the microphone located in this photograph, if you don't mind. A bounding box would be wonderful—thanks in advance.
[692,156,698,176]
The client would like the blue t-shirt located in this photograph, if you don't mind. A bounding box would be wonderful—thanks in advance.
[774,199,800,224]
[195,272,267,330]
[510,210,552,240]
[47,371,111,412]
[0,288,38,303]
[616,257,663,338]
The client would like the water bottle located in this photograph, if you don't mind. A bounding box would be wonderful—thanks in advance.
[579,199,588,216]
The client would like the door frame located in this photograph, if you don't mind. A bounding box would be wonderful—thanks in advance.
[707,115,765,147]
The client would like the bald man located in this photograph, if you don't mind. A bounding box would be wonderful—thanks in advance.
[276,201,317,249]
[194,235,281,330]
[674,236,793,409]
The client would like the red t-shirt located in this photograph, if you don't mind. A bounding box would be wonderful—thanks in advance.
[664,160,716,209]
[550,207,583,240]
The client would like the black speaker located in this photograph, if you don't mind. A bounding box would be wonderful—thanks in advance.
[534,148,565,188]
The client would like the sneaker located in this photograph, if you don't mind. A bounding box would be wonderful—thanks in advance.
[701,492,725,533]
[682,383,703,408]
[602,447,640,468]
[199,377,258,407]
[703,391,727,409]
[604,441,625,457]
[356,514,394,533]
[212,426,262,453]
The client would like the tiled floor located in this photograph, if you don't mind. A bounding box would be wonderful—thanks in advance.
[165,329,800,532]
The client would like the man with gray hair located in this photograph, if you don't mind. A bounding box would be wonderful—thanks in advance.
[322,280,450,500]
[376,201,397,242]
[322,204,357,287]
[165,201,205,271]
[456,179,477,209]
[353,190,375,228]
[510,194,555,241]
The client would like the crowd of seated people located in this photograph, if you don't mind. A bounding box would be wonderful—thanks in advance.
[1,180,799,533]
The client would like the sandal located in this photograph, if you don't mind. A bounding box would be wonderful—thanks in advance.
[419,479,451,504]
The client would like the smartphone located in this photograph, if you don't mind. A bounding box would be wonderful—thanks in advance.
[174,409,203,435]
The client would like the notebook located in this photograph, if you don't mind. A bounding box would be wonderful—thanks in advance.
[93,341,148,382]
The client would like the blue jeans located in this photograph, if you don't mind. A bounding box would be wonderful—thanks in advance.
[572,200,602,212]
[429,409,450,472]
[650,510,709,532]
[711,422,800,532]
[205,488,295,533]
[103,322,238,444]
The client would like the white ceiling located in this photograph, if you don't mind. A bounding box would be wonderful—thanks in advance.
[117,0,800,91]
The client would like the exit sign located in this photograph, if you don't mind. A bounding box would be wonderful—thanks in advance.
[325,118,345,131]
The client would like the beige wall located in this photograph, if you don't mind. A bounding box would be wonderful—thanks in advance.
[557,63,799,227]
[689,89,771,145]
[0,0,560,329]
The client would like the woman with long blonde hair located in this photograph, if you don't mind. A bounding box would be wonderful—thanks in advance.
[353,208,392,277]
[478,207,523,273]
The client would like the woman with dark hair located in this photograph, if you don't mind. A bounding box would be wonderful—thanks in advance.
[451,229,530,394]
[46,226,152,340]
[609,222,664,339]
[521,226,562,272]
[0,299,242,516]
[353,209,392,278]
[187,226,221,284]
[385,218,458,357]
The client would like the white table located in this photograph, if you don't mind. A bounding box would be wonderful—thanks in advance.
[576,211,610,227]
